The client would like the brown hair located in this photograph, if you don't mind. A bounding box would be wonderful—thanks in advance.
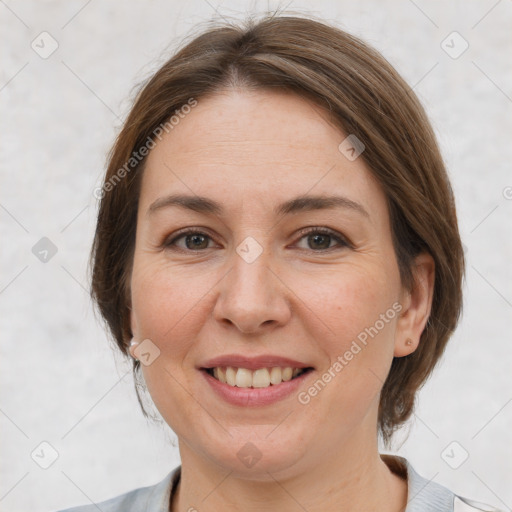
[90,14,464,445]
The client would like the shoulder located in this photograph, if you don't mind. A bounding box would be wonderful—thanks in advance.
[392,456,505,512]
[55,466,180,512]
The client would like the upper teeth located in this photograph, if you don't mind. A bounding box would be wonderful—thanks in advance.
[212,367,303,388]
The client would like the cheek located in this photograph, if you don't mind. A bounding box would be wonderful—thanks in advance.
[130,259,208,356]
[130,261,210,431]
[313,264,398,341]
[307,263,400,396]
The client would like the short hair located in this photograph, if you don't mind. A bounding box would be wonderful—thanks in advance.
[90,14,465,445]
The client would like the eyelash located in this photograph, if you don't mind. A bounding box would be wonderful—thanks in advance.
[163,227,351,253]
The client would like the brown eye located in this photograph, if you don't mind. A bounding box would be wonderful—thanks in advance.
[307,233,332,250]
[295,228,350,252]
[165,230,215,251]
[184,233,210,250]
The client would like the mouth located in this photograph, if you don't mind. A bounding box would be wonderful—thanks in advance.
[202,366,315,389]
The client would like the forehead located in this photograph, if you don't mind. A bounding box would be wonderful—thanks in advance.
[140,89,386,218]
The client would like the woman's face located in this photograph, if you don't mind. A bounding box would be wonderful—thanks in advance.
[129,89,419,479]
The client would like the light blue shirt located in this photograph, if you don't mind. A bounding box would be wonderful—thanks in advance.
[56,456,503,512]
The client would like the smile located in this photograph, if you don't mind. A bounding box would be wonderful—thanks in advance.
[200,366,315,407]
[205,366,313,388]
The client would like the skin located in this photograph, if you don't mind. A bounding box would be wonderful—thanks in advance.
[128,89,435,512]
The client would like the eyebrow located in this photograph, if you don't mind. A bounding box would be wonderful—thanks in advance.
[147,193,370,218]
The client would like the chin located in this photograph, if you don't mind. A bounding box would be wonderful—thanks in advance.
[195,428,311,480]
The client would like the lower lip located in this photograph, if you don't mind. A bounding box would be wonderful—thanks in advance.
[200,369,313,407]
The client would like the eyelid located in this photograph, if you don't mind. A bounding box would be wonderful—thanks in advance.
[163,227,219,250]
[163,226,352,251]
[293,226,352,250]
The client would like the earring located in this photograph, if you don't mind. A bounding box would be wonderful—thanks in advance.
[129,339,139,359]
[406,338,413,346]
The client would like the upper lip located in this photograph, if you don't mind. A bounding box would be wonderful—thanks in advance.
[199,354,313,371]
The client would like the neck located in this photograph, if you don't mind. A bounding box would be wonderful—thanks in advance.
[171,435,407,512]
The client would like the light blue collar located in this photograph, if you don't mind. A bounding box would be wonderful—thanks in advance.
[57,456,503,511]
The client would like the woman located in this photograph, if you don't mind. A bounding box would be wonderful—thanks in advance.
[59,14,501,512]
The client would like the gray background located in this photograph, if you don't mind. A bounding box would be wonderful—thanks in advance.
[1,1,511,511]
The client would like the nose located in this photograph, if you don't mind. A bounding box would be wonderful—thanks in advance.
[213,247,292,334]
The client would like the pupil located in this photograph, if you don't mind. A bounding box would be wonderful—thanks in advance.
[310,234,330,249]
[184,233,331,250]
[187,234,207,249]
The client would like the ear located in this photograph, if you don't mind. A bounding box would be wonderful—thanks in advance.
[128,308,138,358]
[394,252,435,357]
